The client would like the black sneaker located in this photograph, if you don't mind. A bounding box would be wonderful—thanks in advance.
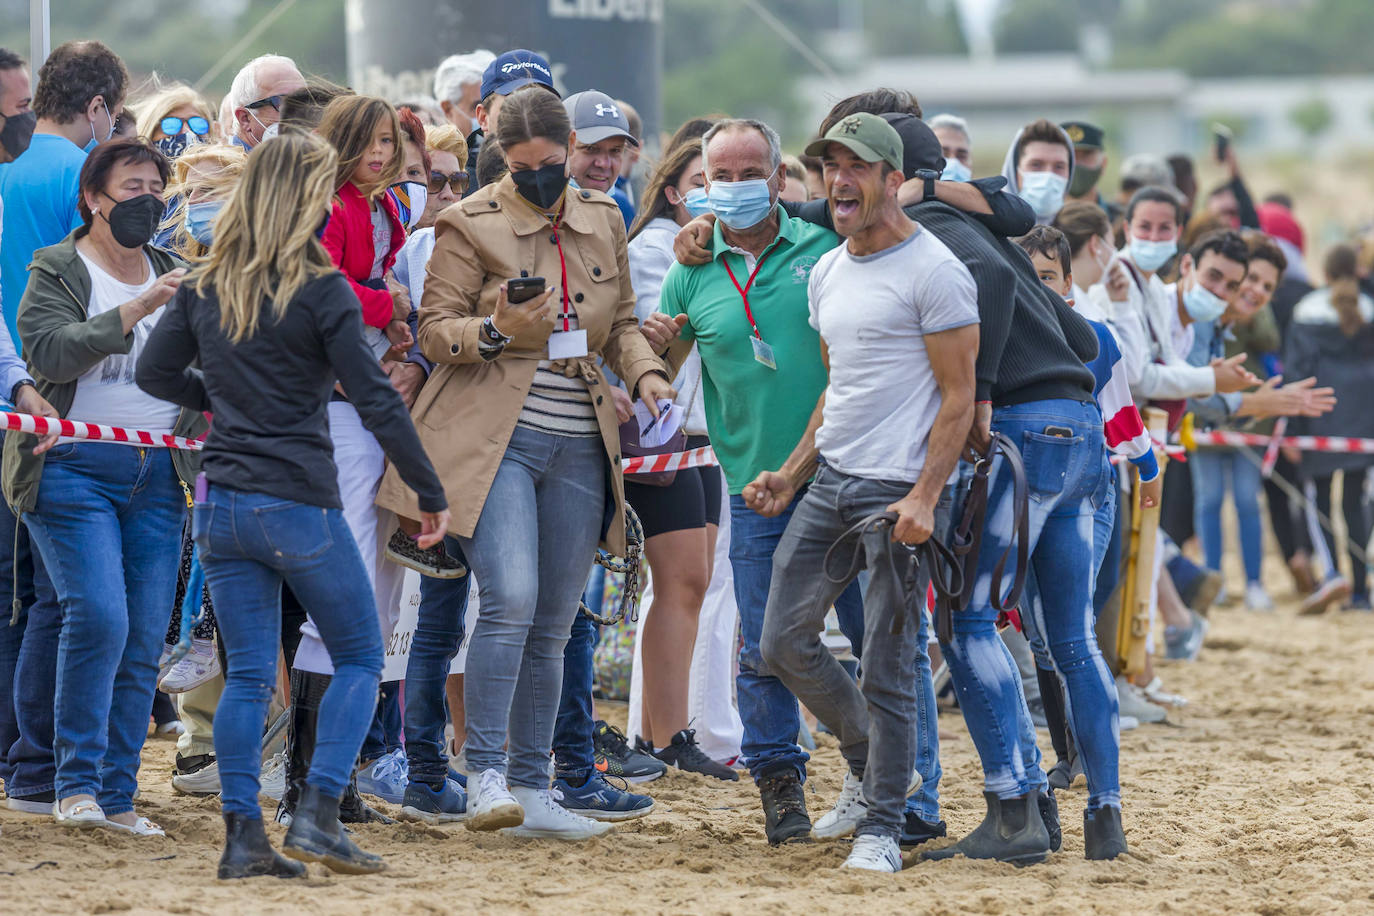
[384,529,467,579]
[758,767,811,845]
[899,812,947,848]
[654,728,739,782]
[592,720,666,784]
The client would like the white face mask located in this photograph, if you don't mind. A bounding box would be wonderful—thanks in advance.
[261,122,280,141]
[1019,170,1067,222]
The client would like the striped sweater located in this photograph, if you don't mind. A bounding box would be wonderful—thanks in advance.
[1086,319,1159,482]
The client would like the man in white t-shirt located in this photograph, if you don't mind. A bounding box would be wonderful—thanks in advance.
[742,114,979,872]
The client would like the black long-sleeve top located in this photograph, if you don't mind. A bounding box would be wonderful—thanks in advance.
[136,271,447,513]
[786,192,1096,406]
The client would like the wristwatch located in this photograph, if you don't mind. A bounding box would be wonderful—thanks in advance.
[10,379,35,403]
[914,169,941,203]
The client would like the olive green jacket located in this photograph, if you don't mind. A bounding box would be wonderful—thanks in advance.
[2,232,206,514]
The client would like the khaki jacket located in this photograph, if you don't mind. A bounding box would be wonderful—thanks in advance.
[374,175,665,554]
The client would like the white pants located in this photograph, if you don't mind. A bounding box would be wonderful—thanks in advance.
[628,468,743,761]
[293,401,407,675]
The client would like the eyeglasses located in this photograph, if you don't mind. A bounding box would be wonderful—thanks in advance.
[160,116,211,137]
[244,95,284,111]
[428,170,469,194]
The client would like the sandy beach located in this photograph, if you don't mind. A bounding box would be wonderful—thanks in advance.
[3,558,1372,916]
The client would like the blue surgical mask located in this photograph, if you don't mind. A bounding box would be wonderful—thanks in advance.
[706,177,775,230]
[85,100,115,152]
[1129,236,1178,274]
[681,187,711,219]
[1183,280,1228,323]
[941,159,972,182]
[1018,170,1067,222]
[184,200,223,247]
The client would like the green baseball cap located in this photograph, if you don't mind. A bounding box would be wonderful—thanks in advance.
[804,112,904,172]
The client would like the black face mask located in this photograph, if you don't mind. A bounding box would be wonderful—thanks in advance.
[0,110,36,160]
[102,192,165,249]
[511,162,568,211]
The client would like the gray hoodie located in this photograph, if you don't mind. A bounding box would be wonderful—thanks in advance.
[1000,122,1076,224]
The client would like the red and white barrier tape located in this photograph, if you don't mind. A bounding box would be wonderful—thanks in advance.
[621,445,718,475]
[1189,429,1374,454]
[1,411,205,451]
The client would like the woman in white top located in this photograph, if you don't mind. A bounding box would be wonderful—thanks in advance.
[621,141,736,780]
[5,139,206,833]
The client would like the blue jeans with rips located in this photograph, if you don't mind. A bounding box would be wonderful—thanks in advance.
[23,444,184,816]
[942,399,1107,800]
[195,484,383,817]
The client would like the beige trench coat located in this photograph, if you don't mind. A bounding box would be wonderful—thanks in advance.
[374,174,666,554]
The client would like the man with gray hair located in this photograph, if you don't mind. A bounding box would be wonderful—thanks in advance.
[224,54,306,149]
[637,118,863,847]
[928,113,972,181]
[432,49,494,134]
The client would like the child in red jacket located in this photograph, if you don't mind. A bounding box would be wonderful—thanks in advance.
[317,96,412,357]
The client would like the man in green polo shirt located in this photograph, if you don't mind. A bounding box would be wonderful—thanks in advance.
[650,117,860,847]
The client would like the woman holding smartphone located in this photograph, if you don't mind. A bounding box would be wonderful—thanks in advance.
[375,86,672,840]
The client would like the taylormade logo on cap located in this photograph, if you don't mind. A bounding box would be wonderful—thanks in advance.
[501,60,552,78]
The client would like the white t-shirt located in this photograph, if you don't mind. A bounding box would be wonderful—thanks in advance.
[808,227,978,483]
[66,250,181,438]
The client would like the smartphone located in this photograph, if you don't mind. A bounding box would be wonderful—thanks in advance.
[1212,123,1232,163]
[506,276,546,304]
[1043,425,1074,439]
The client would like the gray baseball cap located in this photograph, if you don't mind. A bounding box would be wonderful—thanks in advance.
[564,91,639,147]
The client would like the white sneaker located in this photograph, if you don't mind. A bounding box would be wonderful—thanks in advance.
[465,768,524,831]
[157,643,175,680]
[1119,715,1140,731]
[259,751,287,801]
[171,758,220,796]
[502,785,612,840]
[841,834,902,872]
[1115,675,1166,724]
[1244,581,1274,612]
[814,769,923,840]
[158,638,220,694]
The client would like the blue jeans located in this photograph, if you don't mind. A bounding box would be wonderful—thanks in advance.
[1192,448,1264,583]
[23,444,184,815]
[1021,450,1122,810]
[552,611,598,779]
[195,485,383,817]
[942,399,1107,800]
[460,426,606,789]
[729,489,864,781]
[404,539,471,788]
[0,477,60,800]
[362,681,403,761]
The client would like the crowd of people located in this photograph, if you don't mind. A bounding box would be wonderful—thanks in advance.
[0,37,1368,878]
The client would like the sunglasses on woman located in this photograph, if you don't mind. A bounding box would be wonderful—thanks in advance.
[428,170,469,194]
[161,116,211,137]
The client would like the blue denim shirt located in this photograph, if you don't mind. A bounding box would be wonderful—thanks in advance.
[1185,318,1243,428]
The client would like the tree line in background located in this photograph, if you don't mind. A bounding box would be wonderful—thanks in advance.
[0,0,1369,137]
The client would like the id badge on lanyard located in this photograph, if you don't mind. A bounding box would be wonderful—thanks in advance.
[724,249,777,371]
[547,217,589,359]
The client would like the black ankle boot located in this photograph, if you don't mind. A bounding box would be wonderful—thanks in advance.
[283,784,386,875]
[340,772,395,824]
[922,791,1051,866]
[1039,789,1062,852]
[1084,805,1129,860]
[278,669,330,823]
[218,812,306,880]
[757,766,812,846]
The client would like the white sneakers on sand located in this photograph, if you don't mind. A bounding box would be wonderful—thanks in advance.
[841,834,903,872]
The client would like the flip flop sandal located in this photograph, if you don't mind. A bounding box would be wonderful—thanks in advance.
[53,799,106,828]
[104,815,166,837]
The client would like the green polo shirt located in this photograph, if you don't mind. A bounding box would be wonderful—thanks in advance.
[658,206,840,494]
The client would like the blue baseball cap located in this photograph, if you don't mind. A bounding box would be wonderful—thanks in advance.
[480,49,558,101]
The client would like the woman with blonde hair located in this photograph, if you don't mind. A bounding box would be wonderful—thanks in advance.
[136,83,214,154]
[157,143,246,257]
[375,86,673,838]
[137,129,449,878]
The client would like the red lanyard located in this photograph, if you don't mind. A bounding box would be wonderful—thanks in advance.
[549,208,573,332]
[722,245,775,339]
